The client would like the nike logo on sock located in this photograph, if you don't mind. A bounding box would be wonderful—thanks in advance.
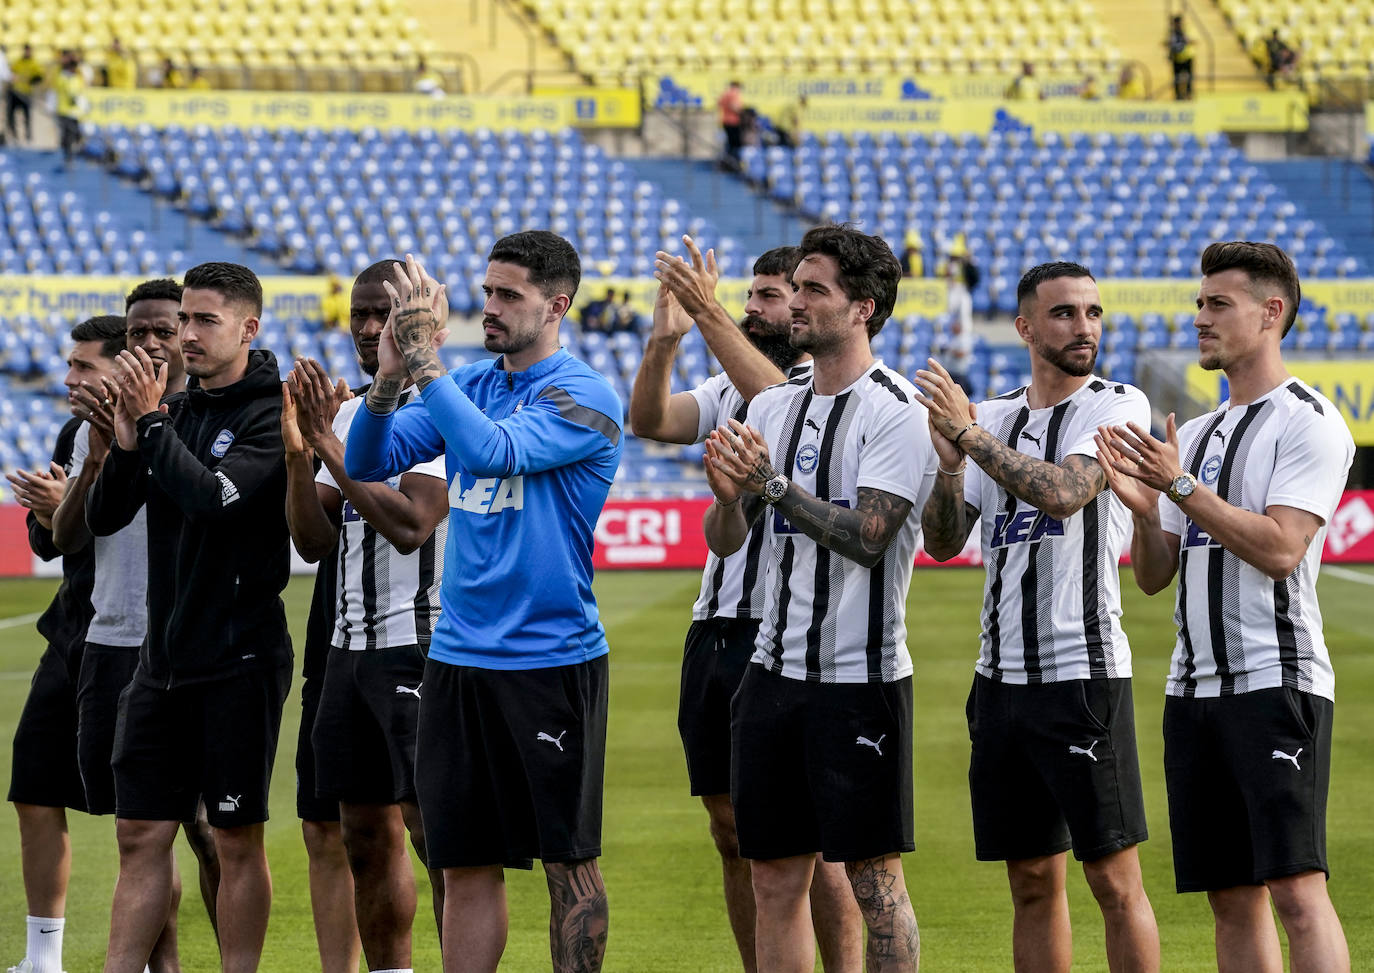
[40,927,61,933]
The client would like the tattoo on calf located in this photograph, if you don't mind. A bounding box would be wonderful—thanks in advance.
[546,860,609,973]
[846,858,920,972]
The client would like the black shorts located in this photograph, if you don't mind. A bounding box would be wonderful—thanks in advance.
[731,662,914,863]
[967,675,1148,863]
[678,617,759,797]
[415,655,608,870]
[76,644,140,816]
[112,665,292,829]
[1163,688,1332,893]
[8,641,87,811]
[295,670,338,822]
[312,644,427,805]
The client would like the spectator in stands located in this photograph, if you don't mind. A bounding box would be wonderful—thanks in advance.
[156,57,186,89]
[609,292,641,334]
[718,80,744,170]
[186,67,211,91]
[1079,74,1101,100]
[321,275,348,330]
[8,44,44,145]
[581,287,616,333]
[102,39,136,89]
[941,234,977,393]
[54,51,87,170]
[1166,15,1194,100]
[901,230,925,278]
[1116,64,1146,100]
[1264,29,1297,87]
[0,47,9,147]
[776,94,805,149]
[1006,61,1043,101]
[414,57,445,97]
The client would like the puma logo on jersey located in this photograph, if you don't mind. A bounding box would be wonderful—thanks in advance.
[537,730,568,751]
[1271,747,1303,770]
[805,418,822,437]
[451,475,524,514]
[1212,427,1229,445]
[990,510,1064,549]
[218,794,242,812]
[856,734,886,756]
[1020,431,1043,448]
[1068,741,1098,762]
[395,683,422,699]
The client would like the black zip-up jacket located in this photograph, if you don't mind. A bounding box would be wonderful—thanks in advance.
[88,349,292,687]
[32,416,95,657]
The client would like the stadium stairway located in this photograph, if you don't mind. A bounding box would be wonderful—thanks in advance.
[1258,159,1374,275]
[622,158,812,263]
[402,0,577,92]
[1094,0,1265,96]
[7,150,262,270]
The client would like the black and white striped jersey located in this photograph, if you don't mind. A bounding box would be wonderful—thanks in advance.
[317,395,448,651]
[1160,378,1353,700]
[746,362,937,684]
[965,379,1150,683]
[687,362,813,621]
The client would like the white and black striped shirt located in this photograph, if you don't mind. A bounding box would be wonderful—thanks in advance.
[1160,379,1353,700]
[966,379,1149,683]
[317,394,447,651]
[687,362,813,621]
[747,362,936,684]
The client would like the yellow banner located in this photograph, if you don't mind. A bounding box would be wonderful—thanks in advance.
[0,275,329,321]
[1366,101,1374,136]
[652,74,1305,133]
[1306,280,1374,317]
[1186,362,1374,444]
[1207,91,1308,132]
[532,85,641,128]
[84,90,573,132]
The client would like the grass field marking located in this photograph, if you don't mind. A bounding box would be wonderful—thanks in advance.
[0,611,41,631]
[1322,566,1374,586]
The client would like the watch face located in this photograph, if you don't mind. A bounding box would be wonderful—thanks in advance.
[765,476,788,502]
[1171,475,1196,499]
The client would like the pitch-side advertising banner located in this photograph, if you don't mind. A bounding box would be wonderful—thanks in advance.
[1185,361,1374,446]
[3,493,1374,579]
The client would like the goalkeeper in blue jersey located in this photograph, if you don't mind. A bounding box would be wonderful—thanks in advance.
[344,237,622,973]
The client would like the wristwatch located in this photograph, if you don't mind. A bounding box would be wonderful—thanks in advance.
[762,473,790,504]
[1167,472,1197,504]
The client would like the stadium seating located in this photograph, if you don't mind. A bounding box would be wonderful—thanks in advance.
[522,0,1123,86]
[0,152,185,276]
[743,127,1367,315]
[0,0,436,90]
[81,124,745,290]
[1217,0,1374,81]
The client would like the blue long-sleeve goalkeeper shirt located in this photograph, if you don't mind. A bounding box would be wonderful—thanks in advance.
[345,349,622,670]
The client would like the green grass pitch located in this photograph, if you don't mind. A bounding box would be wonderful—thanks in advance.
[0,566,1371,971]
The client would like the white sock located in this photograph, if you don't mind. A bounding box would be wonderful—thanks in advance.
[370,969,415,973]
[26,915,64,973]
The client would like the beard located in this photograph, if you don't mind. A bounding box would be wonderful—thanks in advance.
[484,315,543,355]
[1038,339,1098,377]
[741,314,802,369]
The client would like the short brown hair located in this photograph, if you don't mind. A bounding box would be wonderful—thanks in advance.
[796,225,902,338]
[1199,241,1301,337]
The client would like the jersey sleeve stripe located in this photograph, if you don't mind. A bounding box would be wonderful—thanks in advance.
[537,385,622,446]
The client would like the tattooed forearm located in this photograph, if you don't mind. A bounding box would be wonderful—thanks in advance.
[920,472,976,561]
[777,486,912,569]
[365,376,403,414]
[965,437,1106,519]
[846,857,920,973]
[545,860,609,973]
[402,344,445,390]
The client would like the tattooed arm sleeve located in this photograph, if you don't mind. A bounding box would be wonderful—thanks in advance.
[962,430,1106,520]
[775,485,913,569]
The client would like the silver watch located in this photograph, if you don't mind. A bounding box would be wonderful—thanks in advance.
[762,473,789,504]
